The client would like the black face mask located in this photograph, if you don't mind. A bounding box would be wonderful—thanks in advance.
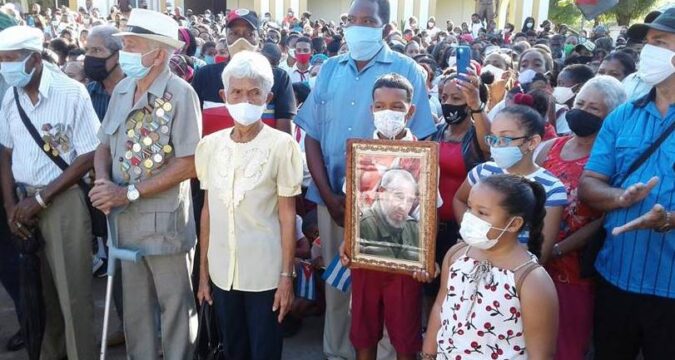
[84,52,117,82]
[442,104,469,125]
[566,108,603,137]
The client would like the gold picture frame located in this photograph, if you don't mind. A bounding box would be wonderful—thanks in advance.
[344,139,438,276]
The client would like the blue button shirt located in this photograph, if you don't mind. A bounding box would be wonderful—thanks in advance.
[86,81,112,122]
[585,89,675,298]
[294,45,437,205]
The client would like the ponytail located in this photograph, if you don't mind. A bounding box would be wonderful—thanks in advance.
[481,174,548,259]
[524,178,547,259]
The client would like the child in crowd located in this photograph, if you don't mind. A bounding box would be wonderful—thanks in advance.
[339,73,436,360]
[423,174,558,359]
[453,105,567,263]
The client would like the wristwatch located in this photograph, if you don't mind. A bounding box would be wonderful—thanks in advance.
[470,102,485,114]
[126,184,140,202]
[280,270,297,279]
[552,243,563,258]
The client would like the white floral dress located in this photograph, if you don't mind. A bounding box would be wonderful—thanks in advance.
[436,246,538,359]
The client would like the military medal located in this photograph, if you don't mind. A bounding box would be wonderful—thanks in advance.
[132,143,142,153]
[43,143,51,152]
[143,158,154,169]
[155,108,165,118]
[153,153,163,163]
[163,145,173,154]
[124,150,133,160]
[132,166,142,176]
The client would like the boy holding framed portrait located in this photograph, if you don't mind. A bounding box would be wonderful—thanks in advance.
[339,73,439,360]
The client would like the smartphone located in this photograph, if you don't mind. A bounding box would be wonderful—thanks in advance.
[456,45,471,81]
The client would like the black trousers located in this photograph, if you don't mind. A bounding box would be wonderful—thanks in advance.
[0,206,21,322]
[212,286,282,360]
[594,277,675,360]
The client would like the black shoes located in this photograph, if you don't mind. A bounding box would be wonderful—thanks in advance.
[6,330,24,352]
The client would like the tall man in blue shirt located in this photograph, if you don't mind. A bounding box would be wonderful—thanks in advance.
[579,9,675,359]
[294,1,436,358]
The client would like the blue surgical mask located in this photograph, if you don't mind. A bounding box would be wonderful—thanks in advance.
[344,25,383,61]
[119,49,156,79]
[204,55,215,65]
[0,56,35,88]
[490,145,524,169]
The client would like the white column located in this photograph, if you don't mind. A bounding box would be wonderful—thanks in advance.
[522,0,534,21]
[261,0,270,17]
[290,0,299,15]
[403,0,413,21]
[390,0,398,24]
[538,0,550,22]
[275,0,284,23]
[419,0,429,24]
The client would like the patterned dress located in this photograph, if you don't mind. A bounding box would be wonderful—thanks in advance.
[436,246,536,359]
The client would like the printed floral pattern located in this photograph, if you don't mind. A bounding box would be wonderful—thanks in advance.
[437,255,527,359]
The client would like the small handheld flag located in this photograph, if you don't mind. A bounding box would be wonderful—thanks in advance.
[322,255,351,292]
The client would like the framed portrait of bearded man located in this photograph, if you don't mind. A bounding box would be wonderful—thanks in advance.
[344,139,438,275]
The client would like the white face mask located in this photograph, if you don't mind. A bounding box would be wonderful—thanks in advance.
[481,64,505,81]
[373,109,407,139]
[225,101,266,126]
[552,86,575,104]
[459,212,515,250]
[517,69,537,85]
[638,44,675,86]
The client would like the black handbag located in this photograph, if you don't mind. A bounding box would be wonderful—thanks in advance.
[194,302,224,360]
[579,120,675,278]
[13,88,107,237]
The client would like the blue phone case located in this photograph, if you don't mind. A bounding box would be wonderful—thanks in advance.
[456,45,471,80]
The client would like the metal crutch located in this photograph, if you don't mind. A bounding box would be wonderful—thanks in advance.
[100,207,142,360]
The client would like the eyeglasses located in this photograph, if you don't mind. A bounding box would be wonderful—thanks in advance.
[484,134,529,147]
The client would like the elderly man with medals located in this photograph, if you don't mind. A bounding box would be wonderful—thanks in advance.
[89,9,201,359]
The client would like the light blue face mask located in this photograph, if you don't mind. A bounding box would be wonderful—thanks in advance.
[119,49,156,79]
[204,55,215,65]
[490,145,524,169]
[344,25,383,61]
[0,55,35,88]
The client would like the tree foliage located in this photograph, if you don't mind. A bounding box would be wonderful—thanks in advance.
[549,0,659,27]
[548,0,584,28]
[607,0,659,26]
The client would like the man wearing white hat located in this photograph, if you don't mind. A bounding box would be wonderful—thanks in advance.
[0,25,100,359]
[89,9,201,358]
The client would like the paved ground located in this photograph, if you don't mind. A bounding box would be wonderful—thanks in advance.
[0,277,324,360]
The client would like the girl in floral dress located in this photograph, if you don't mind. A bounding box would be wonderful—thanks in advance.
[422,174,559,359]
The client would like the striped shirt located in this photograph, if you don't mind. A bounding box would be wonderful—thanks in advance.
[585,89,674,298]
[467,161,568,243]
[86,81,112,121]
[0,63,100,187]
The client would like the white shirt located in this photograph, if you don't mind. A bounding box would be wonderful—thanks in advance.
[195,125,303,292]
[288,63,311,84]
[0,63,100,187]
[471,22,483,38]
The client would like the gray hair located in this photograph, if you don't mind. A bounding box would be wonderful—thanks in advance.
[88,25,122,52]
[578,75,627,114]
[380,169,418,194]
[221,51,274,95]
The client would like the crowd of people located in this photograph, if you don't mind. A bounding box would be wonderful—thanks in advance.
[0,0,673,359]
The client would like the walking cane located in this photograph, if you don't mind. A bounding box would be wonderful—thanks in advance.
[100,206,142,360]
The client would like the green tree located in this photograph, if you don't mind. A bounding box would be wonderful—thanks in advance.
[608,0,659,26]
[548,0,584,28]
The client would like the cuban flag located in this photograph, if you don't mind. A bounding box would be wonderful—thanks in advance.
[575,0,619,20]
[322,255,351,292]
[296,262,317,301]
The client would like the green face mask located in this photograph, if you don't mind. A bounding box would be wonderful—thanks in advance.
[564,43,575,56]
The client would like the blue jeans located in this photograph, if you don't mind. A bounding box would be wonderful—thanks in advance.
[212,286,282,360]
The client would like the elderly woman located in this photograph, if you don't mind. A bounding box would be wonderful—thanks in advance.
[535,75,627,360]
[195,50,303,360]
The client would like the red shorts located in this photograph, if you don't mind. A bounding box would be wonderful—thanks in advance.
[350,268,423,355]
